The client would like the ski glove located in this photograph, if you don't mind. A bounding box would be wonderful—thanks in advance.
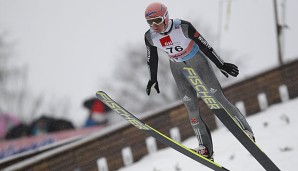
[220,63,239,77]
[146,80,160,95]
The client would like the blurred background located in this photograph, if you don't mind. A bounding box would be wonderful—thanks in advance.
[0,0,297,167]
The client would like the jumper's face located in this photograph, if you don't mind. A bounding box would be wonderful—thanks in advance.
[151,22,166,33]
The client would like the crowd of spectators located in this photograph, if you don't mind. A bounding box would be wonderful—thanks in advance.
[0,97,111,141]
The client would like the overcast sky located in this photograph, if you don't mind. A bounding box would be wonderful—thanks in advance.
[0,0,297,126]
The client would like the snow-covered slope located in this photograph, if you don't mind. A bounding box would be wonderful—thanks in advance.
[119,97,298,171]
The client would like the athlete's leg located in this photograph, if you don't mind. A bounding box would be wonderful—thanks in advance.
[188,53,253,134]
[170,60,214,156]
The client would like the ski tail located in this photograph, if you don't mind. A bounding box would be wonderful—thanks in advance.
[182,66,281,171]
[96,91,229,171]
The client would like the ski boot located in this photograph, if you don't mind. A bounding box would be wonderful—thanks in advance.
[244,129,256,142]
[191,145,214,161]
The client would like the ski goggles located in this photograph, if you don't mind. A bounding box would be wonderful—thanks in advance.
[146,16,164,26]
[146,11,168,26]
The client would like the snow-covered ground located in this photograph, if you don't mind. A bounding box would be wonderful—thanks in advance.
[118,97,298,171]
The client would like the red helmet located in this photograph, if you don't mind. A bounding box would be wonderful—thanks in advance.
[145,2,169,26]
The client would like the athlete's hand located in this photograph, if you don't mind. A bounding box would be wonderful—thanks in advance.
[220,63,239,77]
[146,80,160,95]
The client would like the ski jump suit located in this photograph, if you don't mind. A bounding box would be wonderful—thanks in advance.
[144,19,253,155]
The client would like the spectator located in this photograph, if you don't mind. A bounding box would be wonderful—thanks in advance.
[30,116,49,136]
[30,115,74,136]
[48,119,74,132]
[0,112,21,139]
[83,98,110,127]
[5,123,30,139]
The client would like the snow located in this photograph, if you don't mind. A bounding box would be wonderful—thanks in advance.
[118,97,298,171]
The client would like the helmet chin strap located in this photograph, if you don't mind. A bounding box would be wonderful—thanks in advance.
[161,19,171,34]
[162,22,167,32]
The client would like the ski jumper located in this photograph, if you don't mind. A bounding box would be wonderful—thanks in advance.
[144,19,253,155]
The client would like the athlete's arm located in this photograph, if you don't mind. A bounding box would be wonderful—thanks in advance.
[145,33,159,82]
[181,20,224,68]
[181,20,239,77]
[144,32,161,95]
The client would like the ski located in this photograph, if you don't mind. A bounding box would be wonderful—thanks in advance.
[182,66,281,171]
[96,91,229,171]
